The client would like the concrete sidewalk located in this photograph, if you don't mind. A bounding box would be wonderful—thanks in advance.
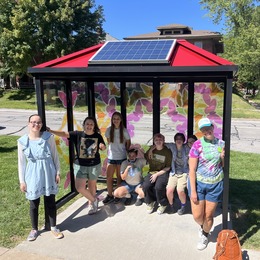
[1,191,259,260]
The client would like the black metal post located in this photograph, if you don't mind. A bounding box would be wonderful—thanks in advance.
[87,80,95,117]
[222,75,233,229]
[153,80,160,136]
[35,79,46,128]
[120,81,127,127]
[187,81,195,136]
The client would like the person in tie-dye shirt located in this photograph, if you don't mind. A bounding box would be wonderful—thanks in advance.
[188,118,225,251]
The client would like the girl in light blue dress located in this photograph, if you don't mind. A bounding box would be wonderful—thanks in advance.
[18,114,63,241]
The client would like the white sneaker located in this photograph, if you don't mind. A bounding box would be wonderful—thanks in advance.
[146,202,155,214]
[157,204,167,215]
[88,199,98,215]
[197,234,209,250]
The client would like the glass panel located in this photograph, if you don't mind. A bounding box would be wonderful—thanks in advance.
[71,81,88,127]
[44,80,69,200]
[125,82,153,147]
[94,81,153,176]
[194,82,224,139]
[160,82,189,143]
[44,80,89,199]
[44,80,65,110]
[94,82,121,178]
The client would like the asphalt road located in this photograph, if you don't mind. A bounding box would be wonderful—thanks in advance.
[0,108,260,154]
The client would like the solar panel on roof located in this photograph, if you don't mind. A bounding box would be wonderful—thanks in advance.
[88,40,176,65]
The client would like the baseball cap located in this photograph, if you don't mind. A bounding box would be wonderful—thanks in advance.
[198,118,212,130]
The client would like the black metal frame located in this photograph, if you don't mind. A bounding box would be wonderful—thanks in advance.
[29,63,237,229]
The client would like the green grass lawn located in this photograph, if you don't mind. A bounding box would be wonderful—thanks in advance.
[0,135,259,249]
[229,151,260,250]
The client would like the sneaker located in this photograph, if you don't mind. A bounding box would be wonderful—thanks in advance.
[177,206,186,215]
[197,234,209,250]
[27,229,38,241]
[88,199,98,215]
[135,198,144,206]
[113,197,121,204]
[124,196,132,206]
[146,202,156,214]
[169,204,175,213]
[103,195,114,205]
[51,227,64,239]
[157,204,167,215]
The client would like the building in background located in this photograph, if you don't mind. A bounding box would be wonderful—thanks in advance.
[124,24,223,55]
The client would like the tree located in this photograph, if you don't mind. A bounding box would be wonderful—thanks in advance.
[0,0,105,77]
[200,0,260,89]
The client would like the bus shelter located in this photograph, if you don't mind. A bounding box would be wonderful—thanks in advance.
[28,39,238,228]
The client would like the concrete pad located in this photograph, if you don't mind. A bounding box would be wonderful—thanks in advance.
[0,248,61,260]
[2,192,260,260]
[15,192,225,260]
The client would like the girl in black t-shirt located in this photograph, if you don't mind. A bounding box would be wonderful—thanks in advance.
[47,116,106,215]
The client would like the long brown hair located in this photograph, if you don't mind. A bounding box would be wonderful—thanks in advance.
[110,111,124,143]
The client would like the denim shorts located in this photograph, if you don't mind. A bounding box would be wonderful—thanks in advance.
[107,159,126,165]
[121,181,142,193]
[73,163,101,180]
[187,179,223,203]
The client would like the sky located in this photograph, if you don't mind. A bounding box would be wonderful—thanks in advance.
[94,0,224,40]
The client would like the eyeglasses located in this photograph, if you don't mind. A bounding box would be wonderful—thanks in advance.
[30,121,42,125]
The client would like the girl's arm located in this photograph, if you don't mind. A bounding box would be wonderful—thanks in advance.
[99,142,106,151]
[17,142,27,192]
[149,166,171,183]
[99,135,106,151]
[124,128,131,151]
[125,139,131,151]
[121,165,131,180]
[220,147,225,167]
[147,145,156,159]
[189,157,198,203]
[46,127,70,138]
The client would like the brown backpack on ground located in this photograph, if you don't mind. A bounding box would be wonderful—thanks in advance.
[213,229,242,260]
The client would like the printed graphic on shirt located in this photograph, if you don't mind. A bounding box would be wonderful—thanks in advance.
[79,138,98,158]
[153,154,165,163]
[128,166,141,177]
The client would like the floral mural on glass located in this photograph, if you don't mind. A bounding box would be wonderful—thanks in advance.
[160,83,189,134]
[55,81,224,180]
[194,82,224,139]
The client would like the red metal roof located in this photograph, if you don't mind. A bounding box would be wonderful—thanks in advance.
[170,40,234,66]
[33,40,234,68]
[34,44,103,68]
